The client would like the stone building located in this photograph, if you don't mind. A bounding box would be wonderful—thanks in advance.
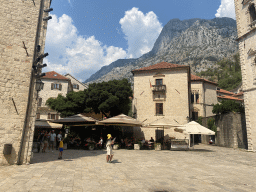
[0,0,52,165]
[234,0,256,151]
[190,75,218,120]
[65,73,88,92]
[36,71,72,121]
[131,62,191,141]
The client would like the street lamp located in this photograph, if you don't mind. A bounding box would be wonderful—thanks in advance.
[35,79,44,92]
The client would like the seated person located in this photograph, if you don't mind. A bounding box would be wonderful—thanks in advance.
[149,137,154,142]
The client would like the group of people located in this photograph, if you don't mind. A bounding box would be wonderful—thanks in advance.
[37,130,63,153]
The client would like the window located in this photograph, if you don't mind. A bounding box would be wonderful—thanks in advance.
[36,113,40,119]
[73,84,79,89]
[155,79,163,85]
[48,113,59,120]
[195,93,199,103]
[249,4,256,22]
[51,83,62,90]
[156,103,163,115]
[38,97,42,106]
[191,93,194,104]
[192,112,198,121]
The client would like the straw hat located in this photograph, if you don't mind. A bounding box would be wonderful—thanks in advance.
[107,134,112,139]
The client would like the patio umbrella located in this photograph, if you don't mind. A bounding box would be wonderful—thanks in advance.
[182,121,215,148]
[147,118,184,146]
[50,114,98,126]
[98,114,143,127]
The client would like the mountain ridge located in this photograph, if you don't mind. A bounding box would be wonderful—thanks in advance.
[84,17,238,84]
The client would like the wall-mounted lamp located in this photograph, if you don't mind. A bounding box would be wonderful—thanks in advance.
[44,8,53,12]
[35,79,44,92]
[35,73,46,79]
[34,53,49,64]
[43,16,52,21]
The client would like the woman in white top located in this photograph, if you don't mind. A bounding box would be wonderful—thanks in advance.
[106,134,114,163]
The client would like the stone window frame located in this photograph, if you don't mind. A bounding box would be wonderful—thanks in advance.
[51,83,62,90]
[191,90,200,104]
[246,2,256,28]
[73,83,79,89]
[156,103,163,116]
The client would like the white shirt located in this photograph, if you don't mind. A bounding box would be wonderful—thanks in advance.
[50,133,56,141]
[57,134,62,141]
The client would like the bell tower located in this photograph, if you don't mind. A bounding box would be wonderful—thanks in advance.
[234,0,256,151]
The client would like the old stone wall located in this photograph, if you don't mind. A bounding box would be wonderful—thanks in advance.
[201,113,247,149]
[0,0,51,165]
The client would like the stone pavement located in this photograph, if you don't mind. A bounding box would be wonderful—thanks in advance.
[0,144,256,192]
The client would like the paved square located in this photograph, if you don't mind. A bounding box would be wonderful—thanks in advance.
[0,144,255,192]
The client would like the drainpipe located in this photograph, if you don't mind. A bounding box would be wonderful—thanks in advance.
[17,0,45,165]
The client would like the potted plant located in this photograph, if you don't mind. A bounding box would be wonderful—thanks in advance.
[154,143,161,151]
[134,140,141,150]
[113,143,119,150]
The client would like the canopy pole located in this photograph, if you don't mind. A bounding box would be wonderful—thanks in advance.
[193,134,194,150]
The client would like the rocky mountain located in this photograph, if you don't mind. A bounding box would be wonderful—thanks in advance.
[84,17,238,84]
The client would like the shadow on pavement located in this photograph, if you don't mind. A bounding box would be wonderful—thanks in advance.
[110,159,121,164]
[30,149,106,164]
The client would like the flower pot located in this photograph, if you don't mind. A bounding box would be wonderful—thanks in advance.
[134,144,140,150]
[155,143,161,151]
[113,144,119,150]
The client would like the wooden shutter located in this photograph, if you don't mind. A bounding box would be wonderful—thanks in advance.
[56,114,59,120]
[48,113,50,119]
[156,103,163,115]
[36,113,40,119]
[59,83,62,90]
[51,83,54,90]
[77,84,79,90]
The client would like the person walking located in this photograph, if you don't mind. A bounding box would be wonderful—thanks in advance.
[106,134,115,163]
[58,138,64,159]
[56,131,62,150]
[49,130,56,152]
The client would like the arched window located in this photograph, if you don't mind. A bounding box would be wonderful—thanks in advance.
[249,4,256,22]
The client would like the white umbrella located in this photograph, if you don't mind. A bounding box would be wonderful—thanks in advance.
[183,121,215,148]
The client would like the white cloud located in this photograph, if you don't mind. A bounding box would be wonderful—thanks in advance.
[44,14,126,81]
[215,0,236,20]
[119,7,162,58]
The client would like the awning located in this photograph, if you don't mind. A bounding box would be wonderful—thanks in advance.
[35,120,62,129]
[183,121,215,135]
[50,114,98,126]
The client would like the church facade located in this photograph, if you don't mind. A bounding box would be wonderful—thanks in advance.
[234,0,256,151]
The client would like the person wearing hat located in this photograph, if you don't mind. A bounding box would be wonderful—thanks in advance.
[106,134,115,163]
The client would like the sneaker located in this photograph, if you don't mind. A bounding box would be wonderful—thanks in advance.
[60,156,62,159]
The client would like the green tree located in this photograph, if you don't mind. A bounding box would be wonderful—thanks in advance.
[46,79,133,118]
[84,78,133,117]
[46,91,86,117]
[207,118,217,133]
[212,100,244,115]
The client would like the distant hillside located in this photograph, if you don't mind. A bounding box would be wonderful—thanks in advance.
[84,17,238,84]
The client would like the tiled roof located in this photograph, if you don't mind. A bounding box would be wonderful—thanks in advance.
[233,91,244,97]
[131,62,188,72]
[217,89,234,95]
[42,71,69,80]
[217,95,243,102]
[191,74,218,85]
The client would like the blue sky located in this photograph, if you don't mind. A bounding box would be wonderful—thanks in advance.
[44,0,236,82]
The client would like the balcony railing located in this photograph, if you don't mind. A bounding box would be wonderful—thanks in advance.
[152,85,166,92]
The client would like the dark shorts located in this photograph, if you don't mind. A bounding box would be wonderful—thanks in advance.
[59,148,63,152]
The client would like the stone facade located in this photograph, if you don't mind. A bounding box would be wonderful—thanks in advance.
[132,62,191,141]
[234,0,256,151]
[0,0,52,165]
[191,75,218,119]
[37,71,72,120]
[65,74,88,92]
